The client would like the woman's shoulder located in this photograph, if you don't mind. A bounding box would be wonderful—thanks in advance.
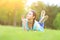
[35,20,39,24]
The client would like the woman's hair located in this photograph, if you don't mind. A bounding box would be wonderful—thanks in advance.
[30,10,36,29]
[31,10,36,20]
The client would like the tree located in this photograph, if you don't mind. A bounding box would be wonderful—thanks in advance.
[45,5,59,29]
[31,1,46,21]
[0,0,27,26]
[53,13,60,29]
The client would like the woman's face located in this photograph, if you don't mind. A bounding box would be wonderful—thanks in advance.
[26,11,34,20]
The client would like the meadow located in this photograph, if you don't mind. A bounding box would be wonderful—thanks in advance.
[0,25,60,40]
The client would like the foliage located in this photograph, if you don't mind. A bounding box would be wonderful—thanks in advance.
[0,0,60,29]
[53,13,60,29]
[31,1,46,21]
[31,1,60,29]
[0,0,27,26]
[45,5,59,29]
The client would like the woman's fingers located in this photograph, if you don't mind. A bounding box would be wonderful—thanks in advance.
[21,15,24,19]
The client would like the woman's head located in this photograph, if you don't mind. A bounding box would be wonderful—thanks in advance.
[26,10,36,20]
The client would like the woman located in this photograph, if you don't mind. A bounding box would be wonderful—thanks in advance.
[21,10,48,31]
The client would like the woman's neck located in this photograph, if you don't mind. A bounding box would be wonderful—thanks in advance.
[28,19,34,29]
[28,19,33,23]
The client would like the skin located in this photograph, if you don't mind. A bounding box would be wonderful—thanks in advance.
[39,10,48,23]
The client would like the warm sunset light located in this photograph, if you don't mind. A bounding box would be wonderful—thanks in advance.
[25,0,38,7]
[25,0,60,7]
[25,0,38,11]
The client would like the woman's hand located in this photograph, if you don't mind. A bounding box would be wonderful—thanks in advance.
[21,15,24,21]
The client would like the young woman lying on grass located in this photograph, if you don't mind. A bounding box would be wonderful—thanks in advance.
[21,10,48,32]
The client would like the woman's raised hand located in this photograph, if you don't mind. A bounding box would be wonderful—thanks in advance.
[21,15,24,20]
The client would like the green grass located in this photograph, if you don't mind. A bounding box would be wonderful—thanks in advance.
[0,25,60,40]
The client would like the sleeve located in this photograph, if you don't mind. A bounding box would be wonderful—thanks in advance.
[36,22,44,32]
[22,19,29,31]
[22,19,26,29]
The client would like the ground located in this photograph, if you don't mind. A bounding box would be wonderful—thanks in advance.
[0,25,60,40]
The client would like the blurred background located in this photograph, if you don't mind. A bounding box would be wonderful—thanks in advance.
[0,0,60,30]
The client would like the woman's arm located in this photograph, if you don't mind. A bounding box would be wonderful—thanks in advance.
[21,15,27,31]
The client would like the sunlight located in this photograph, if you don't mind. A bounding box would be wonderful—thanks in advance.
[25,0,60,11]
[25,0,38,11]
[25,0,38,7]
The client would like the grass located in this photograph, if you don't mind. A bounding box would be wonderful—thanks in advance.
[0,25,60,40]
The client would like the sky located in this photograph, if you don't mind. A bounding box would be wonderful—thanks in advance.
[40,0,60,6]
[25,0,60,7]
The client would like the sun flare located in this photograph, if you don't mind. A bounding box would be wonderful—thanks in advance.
[25,0,38,11]
[26,0,38,7]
